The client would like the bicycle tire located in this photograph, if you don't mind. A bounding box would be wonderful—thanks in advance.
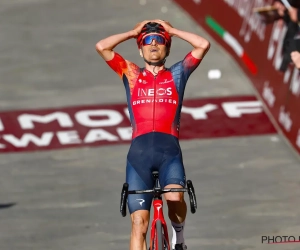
[156,219,164,250]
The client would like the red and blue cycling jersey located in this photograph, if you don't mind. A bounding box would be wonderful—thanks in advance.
[106,52,201,139]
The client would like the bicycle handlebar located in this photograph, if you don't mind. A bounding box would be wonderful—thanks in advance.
[120,180,197,217]
[128,188,189,194]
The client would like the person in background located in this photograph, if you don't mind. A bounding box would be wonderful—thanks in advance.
[272,0,300,71]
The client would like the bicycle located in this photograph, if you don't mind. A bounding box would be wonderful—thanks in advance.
[120,171,197,250]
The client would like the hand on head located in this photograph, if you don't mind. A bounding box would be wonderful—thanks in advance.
[133,20,152,38]
[152,19,173,34]
[133,19,173,38]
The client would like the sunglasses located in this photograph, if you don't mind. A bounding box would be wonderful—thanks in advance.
[141,34,166,46]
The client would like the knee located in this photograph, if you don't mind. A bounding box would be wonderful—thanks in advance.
[164,184,185,202]
[165,192,184,202]
[131,213,149,236]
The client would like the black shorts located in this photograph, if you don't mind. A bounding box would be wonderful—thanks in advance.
[126,132,186,214]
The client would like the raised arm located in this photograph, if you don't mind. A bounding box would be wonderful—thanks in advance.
[153,20,210,59]
[95,20,151,61]
[170,28,210,59]
[95,31,136,61]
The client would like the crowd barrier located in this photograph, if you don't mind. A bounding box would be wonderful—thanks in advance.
[174,0,300,155]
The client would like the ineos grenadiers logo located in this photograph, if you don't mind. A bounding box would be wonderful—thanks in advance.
[137,87,172,97]
[133,87,176,106]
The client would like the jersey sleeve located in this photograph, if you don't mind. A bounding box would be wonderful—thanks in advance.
[105,52,140,93]
[105,52,129,79]
[169,52,202,92]
[181,51,202,79]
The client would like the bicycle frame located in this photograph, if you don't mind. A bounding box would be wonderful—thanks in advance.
[149,192,170,250]
[120,171,197,250]
[150,172,170,250]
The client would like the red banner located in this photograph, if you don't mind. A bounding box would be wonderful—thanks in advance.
[0,96,275,153]
[173,0,300,154]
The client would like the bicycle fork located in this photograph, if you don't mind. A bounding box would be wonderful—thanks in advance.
[149,199,170,250]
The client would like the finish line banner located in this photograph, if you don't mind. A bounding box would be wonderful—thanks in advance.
[0,96,275,153]
[173,0,300,155]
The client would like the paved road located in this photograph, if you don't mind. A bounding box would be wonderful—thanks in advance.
[0,1,299,250]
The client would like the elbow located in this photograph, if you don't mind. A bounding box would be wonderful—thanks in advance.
[202,40,210,51]
[194,39,210,52]
[95,40,105,53]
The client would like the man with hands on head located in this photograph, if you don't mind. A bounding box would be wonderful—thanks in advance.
[96,19,210,250]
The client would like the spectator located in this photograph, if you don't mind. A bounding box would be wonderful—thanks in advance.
[272,0,300,71]
[273,0,300,22]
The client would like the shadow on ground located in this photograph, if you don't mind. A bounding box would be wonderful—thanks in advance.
[0,203,16,210]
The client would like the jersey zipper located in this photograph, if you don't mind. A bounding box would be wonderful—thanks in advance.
[153,74,157,132]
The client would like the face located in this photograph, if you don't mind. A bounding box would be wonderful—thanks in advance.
[139,33,169,62]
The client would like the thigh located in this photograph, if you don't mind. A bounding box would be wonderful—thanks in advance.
[158,148,186,189]
[126,160,154,214]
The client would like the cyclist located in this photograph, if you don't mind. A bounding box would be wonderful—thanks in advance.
[96,19,210,250]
